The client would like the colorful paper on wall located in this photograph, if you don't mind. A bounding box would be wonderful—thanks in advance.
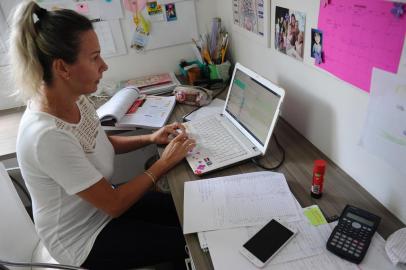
[123,0,147,13]
[317,0,406,92]
[232,0,264,36]
[360,68,406,176]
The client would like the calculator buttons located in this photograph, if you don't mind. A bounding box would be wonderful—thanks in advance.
[352,222,361,229]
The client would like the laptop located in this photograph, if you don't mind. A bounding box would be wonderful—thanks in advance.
[184,63,285,175]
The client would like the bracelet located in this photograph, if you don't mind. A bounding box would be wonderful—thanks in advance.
[144,170,157,185]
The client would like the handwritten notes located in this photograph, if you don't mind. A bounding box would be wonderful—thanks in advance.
[317,0,406,92]
[183,172,301,234]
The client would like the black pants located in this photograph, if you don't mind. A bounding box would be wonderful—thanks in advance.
[82,191,187,270]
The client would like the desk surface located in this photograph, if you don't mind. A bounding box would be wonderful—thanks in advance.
[0,107,24,161]
[159,100,405,270]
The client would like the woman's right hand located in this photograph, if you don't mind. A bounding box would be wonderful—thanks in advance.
[159,131,196,169]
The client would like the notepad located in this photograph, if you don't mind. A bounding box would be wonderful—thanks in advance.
[96,86,176,129]
[303,205,327,226]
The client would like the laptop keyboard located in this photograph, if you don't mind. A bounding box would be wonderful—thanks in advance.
[189,117,248,163]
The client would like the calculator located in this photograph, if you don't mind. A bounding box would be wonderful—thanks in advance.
[326,205,381,264]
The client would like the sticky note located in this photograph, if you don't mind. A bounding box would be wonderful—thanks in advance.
[303,205,328,226]
[75,2,89,14]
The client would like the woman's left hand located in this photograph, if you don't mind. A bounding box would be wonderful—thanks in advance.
[150,122,186,145]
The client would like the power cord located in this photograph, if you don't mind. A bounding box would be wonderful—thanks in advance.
[251,134,285,171]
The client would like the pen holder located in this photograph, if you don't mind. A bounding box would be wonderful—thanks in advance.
[208,61,231,82]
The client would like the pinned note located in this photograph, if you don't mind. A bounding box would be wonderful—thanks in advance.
[123,0,146,13]
[303,205,328,226]
[75,2,89,14]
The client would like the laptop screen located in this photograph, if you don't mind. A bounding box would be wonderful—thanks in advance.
[225,68,281,146]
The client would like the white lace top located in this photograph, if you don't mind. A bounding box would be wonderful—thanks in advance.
[16,95,115,266]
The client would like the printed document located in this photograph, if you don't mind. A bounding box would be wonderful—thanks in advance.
[183,171,301,234]
[205,223,357,270]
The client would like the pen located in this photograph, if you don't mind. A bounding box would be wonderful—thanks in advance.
[202,48,212,64]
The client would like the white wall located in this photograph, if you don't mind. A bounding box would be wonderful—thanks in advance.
[215,0,406,224]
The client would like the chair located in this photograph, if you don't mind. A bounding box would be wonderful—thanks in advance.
[0,162,85,270]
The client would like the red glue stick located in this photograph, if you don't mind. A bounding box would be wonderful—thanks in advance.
[311,159,326,199]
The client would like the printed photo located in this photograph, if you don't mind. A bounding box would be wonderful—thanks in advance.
[165,3,177,21]
[311,28,323,64]
[146,1,163,16]
[275,6,306,61]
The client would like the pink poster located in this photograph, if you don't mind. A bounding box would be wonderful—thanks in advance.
[317,0,406,92]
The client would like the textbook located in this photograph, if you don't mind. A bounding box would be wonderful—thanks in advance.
[96,86,176,129]
[119,72,180,95]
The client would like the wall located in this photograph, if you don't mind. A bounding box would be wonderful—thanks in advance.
[215,0,406,224]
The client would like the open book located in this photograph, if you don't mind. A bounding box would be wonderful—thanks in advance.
[119,72,180,95]
[96,86,176,129]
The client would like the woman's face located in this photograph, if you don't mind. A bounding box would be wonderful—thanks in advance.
[315,34,321,44]
[67,30,108,95]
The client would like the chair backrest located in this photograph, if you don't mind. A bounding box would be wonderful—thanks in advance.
[0,162,40,269]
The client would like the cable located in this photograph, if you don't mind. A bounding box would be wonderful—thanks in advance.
[0,260,87,270]
[251,134,285,171]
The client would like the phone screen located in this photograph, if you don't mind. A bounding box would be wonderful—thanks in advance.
[243,219,294,263]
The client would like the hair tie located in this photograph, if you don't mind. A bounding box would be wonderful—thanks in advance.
[36,7,48,20]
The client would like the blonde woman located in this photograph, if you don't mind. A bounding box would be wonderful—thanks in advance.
[10,1,194,269]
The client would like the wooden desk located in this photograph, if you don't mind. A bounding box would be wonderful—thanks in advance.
[0,107,24,161]
[159,101,405,270]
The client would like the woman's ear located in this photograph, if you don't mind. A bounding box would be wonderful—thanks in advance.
[52,59,71,81]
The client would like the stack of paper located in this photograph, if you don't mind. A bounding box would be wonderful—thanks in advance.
[183,172,402,269]
[183,172,301,234]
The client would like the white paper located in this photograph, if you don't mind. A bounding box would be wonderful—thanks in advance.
[360,230,406,270]
[359,68,406,176]
[205,222,356,270]
[39,0,74,11]
[183,171,301,234]
[96,86,139,122]
[0,5,9,66]
[97,0,123,20]
[385,228,406,266]
[117,95,176,129]
[185,98,225,121]
[93,20,117,57]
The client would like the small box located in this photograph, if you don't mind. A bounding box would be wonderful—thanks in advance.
[179,60,208,79]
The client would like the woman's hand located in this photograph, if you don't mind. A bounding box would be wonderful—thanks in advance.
[150,122,186,145]
[159,130,196,168]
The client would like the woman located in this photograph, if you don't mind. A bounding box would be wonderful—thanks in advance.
[10,1,195,269]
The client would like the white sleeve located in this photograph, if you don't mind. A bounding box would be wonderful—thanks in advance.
[35,129,104,195]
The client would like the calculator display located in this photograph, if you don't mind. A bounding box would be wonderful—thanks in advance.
[346,212,374,227]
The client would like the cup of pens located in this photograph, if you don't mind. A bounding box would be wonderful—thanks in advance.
[191,17,231,82]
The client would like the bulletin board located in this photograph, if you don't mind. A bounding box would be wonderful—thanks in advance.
[38,0,128,59]
[127,0,199,51]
